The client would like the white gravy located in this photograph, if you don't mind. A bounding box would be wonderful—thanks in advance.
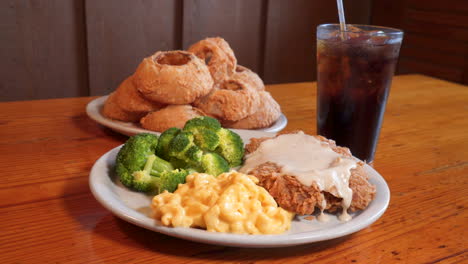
[240,132,357,221]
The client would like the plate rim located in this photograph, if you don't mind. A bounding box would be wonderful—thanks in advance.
[86,96,288,136]
[89,131,390,248]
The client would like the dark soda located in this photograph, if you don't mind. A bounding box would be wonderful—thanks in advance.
[316,24,403,163]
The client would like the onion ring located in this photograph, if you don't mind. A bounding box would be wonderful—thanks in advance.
[222,91,281,129]
[102,92,145,122]
[114,76,164,113]
[140,105,206,132]
[194,79,260,121]
[133,50,213,104]
[233,65,265,91]
[188,37,237,84]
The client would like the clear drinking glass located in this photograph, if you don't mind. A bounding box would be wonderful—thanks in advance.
[316,24,403,163]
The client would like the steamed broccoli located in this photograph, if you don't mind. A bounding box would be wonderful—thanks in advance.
[184,116,221,132]
[156,127,181,160]
[153,169,192,193]
[168,131,203,165]
[131,154,159,192]
[132,154,191,193]
[125,117,244,183]
[115,133,159,189]
[215,128,244,167]
[183,116,244,166]
[151,155,174,174]
[201,152,229,176]
[183,116,221,151]
[116,132,190,193]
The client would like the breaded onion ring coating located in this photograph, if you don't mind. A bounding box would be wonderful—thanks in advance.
[194,79,260,121]
[188,37,237,83]
[233,65,265,91]
[102,92,145,122]
[223,91,281,129]
[114,76,164,114]
[140,105,206,132]
[133,50,213,105]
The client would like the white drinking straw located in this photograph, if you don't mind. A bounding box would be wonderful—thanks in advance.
[336,0,347,39]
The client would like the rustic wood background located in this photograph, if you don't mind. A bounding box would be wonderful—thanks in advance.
[1,0,467,102]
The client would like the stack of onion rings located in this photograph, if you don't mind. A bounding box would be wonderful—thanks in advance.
[101,37,282,132]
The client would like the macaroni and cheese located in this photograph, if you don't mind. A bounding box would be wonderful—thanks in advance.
[151,171,294,234]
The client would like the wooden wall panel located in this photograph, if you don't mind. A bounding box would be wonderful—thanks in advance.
[263,0,371,84]
[182,0,265,74]
[4,0,467,102]
[85,0,181,96]
[0,0,88,102]
[372,0,468,84]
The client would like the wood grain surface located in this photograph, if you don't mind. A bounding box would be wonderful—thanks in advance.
[262,0,372,84]
[372,0,468,85]
[0,0,88,101]
[0,75,467,263]
[85,0,182,96]
[182,0,265,74]
[1,0,378,102]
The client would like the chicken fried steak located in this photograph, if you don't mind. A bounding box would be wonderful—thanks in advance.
[241,131,376,219]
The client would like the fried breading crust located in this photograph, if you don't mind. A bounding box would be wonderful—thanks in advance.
[114,76,164,113]
[140,105,206,132]
[102,92,145,122]
[194,79,260,121]
[222,91,281,129]
[188,37,237,84]
[233,65,264,91]
[243,132,376,215]
[133,50,213,105]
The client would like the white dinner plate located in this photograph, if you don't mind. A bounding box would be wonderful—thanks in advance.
[86,96,288,136]
[89,131,390,248]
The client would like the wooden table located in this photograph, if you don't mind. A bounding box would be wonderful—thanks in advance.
[0,74,466,263]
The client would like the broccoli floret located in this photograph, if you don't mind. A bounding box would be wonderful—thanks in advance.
[201,152,229,176]
[168,157,188,169]
[184,116,221,132]
[215,128,244,167]
[151,155,174,174]
[115,133,159,189]
[182,116,244,167]
[132,155,191,193]
[132,155,159,192]
[183,116,221,151]
[156,127,181,160]
[168,131,203,164]
[194,129,220,151]
[153,169,191,193]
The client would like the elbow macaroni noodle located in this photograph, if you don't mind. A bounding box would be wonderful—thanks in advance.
[151,171,294,234]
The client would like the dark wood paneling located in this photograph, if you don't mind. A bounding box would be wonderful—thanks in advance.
[403,35,468,56]
[398,58,464,83]
[372,0,468,84]
[404,20,468,43]
[401,46,466,69]
[263,0,333,84]
[263,0,371,84]
[406,9,468,28]
[182,0,265,73]
[0,0,88,102]
[407,0,468,13]
[85,0,181,96]
[370,0,407,29]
